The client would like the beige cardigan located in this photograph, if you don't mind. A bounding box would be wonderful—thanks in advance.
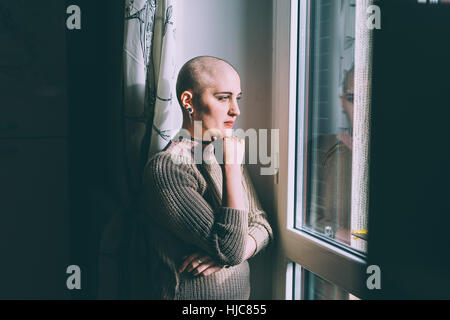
[138,136,273,299]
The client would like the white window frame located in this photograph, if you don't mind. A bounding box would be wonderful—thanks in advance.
[271,0,367,300]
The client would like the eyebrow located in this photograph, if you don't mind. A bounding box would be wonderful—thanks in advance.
[214,92,243,96]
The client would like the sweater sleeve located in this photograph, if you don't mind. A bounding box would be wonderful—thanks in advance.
[242,166,274,257]
[141,152,248,266]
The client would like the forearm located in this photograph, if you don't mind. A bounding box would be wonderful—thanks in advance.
[244,235,257,260]
[221,165,256,262]
[222,164,245,210]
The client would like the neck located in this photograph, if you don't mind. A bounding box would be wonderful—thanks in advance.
[181,121,213,149]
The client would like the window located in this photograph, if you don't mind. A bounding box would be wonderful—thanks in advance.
[272,0,371,300]
[296,0,367,253]
[289,262,360,300]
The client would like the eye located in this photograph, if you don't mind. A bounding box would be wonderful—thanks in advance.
[237,95,242,101]
[345,93,354,103]
[217,96,229,101]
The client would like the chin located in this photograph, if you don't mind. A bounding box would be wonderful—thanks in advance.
[204,127,223,139]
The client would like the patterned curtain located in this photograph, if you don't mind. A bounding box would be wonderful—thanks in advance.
[119,0,180,298]
[147,0,181,158]
[123,0,181,196]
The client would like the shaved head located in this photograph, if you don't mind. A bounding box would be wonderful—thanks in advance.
[176,56,238,107]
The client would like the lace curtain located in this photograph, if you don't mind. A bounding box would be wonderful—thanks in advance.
[350,0,373,252]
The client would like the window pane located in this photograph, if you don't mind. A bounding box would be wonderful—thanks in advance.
[292,263,359,300]
[296,0,367,252]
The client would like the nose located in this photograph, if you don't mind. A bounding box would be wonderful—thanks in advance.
[228,98,240,117]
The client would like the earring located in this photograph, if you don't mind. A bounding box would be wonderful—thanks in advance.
[186,107,193,114]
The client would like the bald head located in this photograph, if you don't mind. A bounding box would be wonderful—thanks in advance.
[176,56,238,107]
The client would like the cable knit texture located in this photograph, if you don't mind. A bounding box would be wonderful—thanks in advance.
[138,136,273,299]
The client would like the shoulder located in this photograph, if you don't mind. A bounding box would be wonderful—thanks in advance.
[311,134,345,166]
[145,151,191,177]
[314,134,339,153]
[143,151,202,189]
[317,134,352,167]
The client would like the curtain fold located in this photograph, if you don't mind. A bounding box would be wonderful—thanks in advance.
[147,0,181,158]
[120,0,180,298]
[123,0,180,198]
[123,0,157,196]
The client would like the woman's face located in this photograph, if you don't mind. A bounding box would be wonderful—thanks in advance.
[192,65,242,139]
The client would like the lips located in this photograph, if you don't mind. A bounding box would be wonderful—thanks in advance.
[224,121,234,128]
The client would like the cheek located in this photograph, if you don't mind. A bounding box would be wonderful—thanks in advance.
[196,103,224,126]
[211,104,226,118]
[205,109,225,128]
[202,101,225,118]
[343,102,352,112]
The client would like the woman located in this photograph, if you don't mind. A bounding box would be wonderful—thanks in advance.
[139,56,273,299]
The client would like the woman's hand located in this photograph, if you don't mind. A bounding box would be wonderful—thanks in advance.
[178,253,224,277]
[222,135,245,166]
[211,134,246,210]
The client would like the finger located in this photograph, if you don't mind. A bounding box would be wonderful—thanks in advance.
[182,253,202,273]
[201,265,224,277]
[197,260,222,275]
[178,253,200,273]
[224,137,237,165]
[187,255,211,273]
[224,137,244,165]
[224,128,233,137]
[193,259,215,276]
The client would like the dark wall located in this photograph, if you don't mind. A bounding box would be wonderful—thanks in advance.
[1,0,72,299]
[65,0,125,299]
[368,0,450,299]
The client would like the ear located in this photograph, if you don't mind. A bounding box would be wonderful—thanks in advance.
[181,90,194,112]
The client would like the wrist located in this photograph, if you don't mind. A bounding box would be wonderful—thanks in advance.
[245,235,257,260]
[222,164,242,173]
[222,165,243,181]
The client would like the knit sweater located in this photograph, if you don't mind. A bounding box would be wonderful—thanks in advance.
[138,136,273,300]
